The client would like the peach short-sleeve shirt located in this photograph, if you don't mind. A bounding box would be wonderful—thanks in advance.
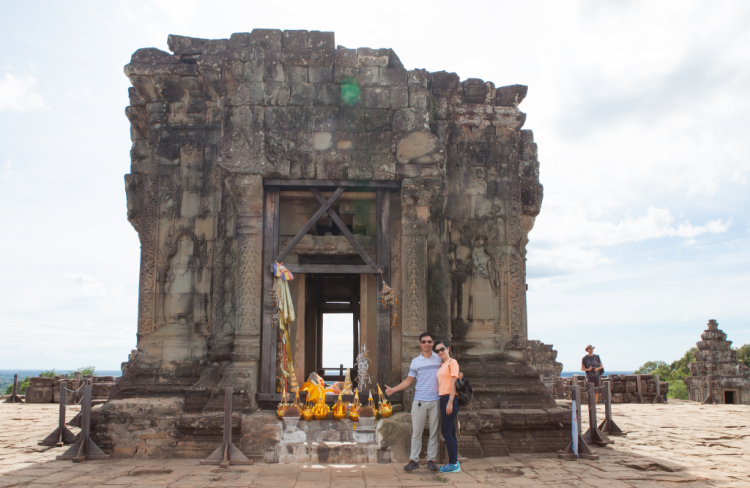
[437,359,460,396]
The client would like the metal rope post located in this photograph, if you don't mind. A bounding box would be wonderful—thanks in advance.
[200,387,253,468]
[57,384,110,462]
[598,380,623,436]
[558,385,598,460]
[39,380,77,447]
[3,374,23,403]
[652,374,666,404]
[583,383,612,446]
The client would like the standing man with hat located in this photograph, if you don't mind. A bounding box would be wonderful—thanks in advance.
[581,345,604,403]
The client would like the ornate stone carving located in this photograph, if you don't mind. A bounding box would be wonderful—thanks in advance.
[401,222,427,333]
[137,175,158,336]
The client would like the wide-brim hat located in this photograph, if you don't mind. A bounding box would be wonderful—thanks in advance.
[585,345,595,351]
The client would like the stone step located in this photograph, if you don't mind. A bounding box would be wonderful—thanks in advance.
[275,440,386,464]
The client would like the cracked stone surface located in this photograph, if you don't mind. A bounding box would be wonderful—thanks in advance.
[1,400,749,486]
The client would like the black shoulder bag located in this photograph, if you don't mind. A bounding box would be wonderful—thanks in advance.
[452,360,473,406]
[596,355,605,376]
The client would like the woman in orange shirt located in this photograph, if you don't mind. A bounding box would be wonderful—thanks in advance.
[434,340,460,473]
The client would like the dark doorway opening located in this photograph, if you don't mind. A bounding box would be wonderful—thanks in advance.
[305,274,360,384]
[724,390,735,404]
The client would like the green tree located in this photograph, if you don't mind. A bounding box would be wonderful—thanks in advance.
[4,376,30,395]
[39,369,57,378]
[634,348,697,400]
[734,343,750,368]
[69,366,97,378]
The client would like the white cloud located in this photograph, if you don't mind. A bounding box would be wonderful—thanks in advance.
[0,73,46,111]
[1,159,13,181]
[62,274,124,298]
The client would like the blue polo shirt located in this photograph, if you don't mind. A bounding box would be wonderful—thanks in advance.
[408,352,442,402]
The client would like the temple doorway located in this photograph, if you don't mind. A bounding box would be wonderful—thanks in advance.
[724,390,736,404]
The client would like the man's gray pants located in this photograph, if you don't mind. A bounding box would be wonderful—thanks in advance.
[410,400,439,462]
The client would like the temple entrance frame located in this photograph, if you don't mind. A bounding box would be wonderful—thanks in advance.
[256,179,399,405]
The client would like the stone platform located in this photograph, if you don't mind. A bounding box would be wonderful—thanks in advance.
[3,400,750,486]
[274,419,380,464]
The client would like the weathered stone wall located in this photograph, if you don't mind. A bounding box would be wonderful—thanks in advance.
[557,375,669,403]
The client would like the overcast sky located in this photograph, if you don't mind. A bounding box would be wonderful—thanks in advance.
[1,1,748,372]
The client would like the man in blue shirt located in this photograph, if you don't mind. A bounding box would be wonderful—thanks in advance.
[385,332,443,471]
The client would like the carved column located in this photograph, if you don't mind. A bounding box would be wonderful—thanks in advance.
[136,175,159,337]
[400,177,442,409]
[223,174,264,408]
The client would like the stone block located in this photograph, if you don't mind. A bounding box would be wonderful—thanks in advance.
[389,85,409,110]
[309,66,333,83]
[251,29,282,58]
[367,131,394,154]
[235,82,264,105]
[463,78,487,103]
[308,31,335,50]
[364,110,393,131]
[240,412,283,457]
[264,60,285,82]
[358,48,389,67]
[339,107,365,132]
[409,84,428,111]
[334,66,378,87]
[282,48,312,66]
[612,381,626,393]
[612,393,624,403]
[397,163,441,178]
[290,83,314,105]
[362,87,390,109]
[336,131,365,151]
[286,66,308,83]
[334,46,357,66]
[25,386,53,403]
[393,108,428,132]
[379,67,407,86]
[495,84,528,107]
[314,83,338,106]
[396,131,441,164]
[282,30,307,50]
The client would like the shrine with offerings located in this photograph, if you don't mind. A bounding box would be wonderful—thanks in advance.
[98,29,567,462]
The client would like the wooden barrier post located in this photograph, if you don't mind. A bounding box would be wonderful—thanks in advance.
[558,385,598,460]
[702,375,719,404]
[598,380,623,436]
[652,374,666,404]
[583,382,612,446]
[57,384,110,462]
[3,374,23,403]
[631,374,645,403]
[200,387,253,468]
[39,380,76,447]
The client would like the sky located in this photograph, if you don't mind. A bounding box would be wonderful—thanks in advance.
[0,1,748,372]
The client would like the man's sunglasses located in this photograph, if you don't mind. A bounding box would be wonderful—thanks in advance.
[435,347,447,353]
[420,340,433,344]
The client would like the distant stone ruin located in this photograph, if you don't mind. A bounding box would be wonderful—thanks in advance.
[685,319,750,404]
[101,29,565,460]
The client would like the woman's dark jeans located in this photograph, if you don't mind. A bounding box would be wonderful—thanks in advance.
[439,394,460,465]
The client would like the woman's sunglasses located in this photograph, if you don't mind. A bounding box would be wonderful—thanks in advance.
[435,347,447,353]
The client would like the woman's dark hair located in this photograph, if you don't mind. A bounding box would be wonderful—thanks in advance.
[433,340,449,350]
[418,332,433,342]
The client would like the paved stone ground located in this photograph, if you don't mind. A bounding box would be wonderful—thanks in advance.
[1,400,748,487]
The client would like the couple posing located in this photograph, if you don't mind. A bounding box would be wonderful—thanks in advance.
[385,332,461,474]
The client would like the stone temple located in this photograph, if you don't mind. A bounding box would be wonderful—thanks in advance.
[685,320,750,405]
[99,29,566,461]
